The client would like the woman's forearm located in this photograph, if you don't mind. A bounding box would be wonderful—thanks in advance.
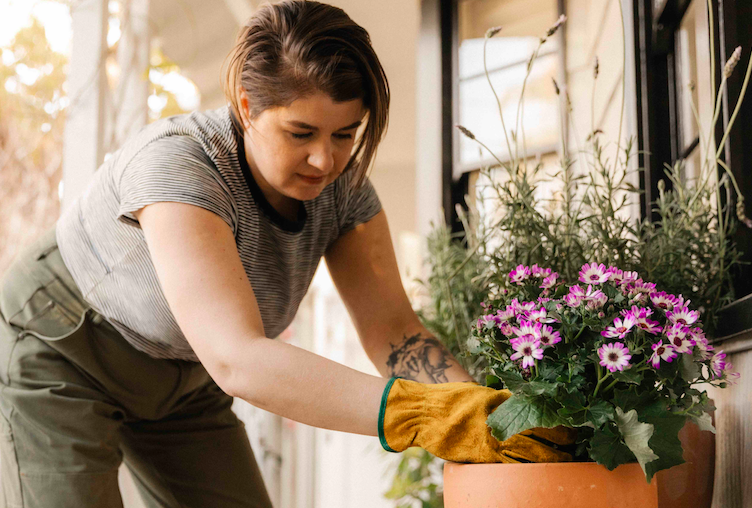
[225,337,388,436]
[361,325,475,384]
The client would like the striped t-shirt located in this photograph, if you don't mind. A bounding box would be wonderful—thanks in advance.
[56,106,382,361]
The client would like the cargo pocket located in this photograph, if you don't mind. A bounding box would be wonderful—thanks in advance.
[0,409,23,508]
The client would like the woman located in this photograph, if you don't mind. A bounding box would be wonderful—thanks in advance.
[0,2,573,507]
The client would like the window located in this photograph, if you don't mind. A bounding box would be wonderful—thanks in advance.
[634,0,752,309]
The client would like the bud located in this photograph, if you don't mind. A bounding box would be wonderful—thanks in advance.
[688,81,696,92]
[552,77,560,95]
[485,26,502,39]
[724,46,742,78]
[736,196,752,228]
[594,56,600,79]
[546,14,567,37]
[456,125,476,140]
[657,179,665,192]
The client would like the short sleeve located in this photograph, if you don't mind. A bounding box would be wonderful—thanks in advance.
[335,171,383,235]
[116,136,238,233]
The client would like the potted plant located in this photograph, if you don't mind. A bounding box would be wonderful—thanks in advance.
[441,262,732,508]
[385,3,751,507]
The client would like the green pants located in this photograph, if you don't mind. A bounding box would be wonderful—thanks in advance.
[0,229,273,508]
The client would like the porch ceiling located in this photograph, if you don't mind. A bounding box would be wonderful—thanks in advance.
[149,0,258,108]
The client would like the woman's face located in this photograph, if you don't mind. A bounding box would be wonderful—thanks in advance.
[241,92,366,211]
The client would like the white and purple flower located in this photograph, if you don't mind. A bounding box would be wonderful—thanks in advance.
[540,272,559,290]
[509,265,532,285]
[585,286,608,309]
[649,342,678,368]
[690,328,714,360]
[666,324,695,354]
[512,319,543,340]
[563,285,586,307]
[510,336,544,369]
[709,351,728,379]
[579,262,610,285]
[539,324,562,347]
[607,267,625,285]
[598,342,632,372]
[649,291,679,312]
[525,307,557,324]
[666,305,700,327]
[601,314,637,339]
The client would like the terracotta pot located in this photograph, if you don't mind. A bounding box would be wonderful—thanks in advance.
[655,419,716,508]
[443,462,658,508]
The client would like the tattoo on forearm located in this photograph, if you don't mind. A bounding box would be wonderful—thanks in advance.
[386,333,451,383]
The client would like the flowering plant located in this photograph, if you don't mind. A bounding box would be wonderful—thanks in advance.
[470,262,737,481]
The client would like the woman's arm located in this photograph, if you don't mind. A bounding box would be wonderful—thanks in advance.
[135,202,387,436]
[324,210,474,384]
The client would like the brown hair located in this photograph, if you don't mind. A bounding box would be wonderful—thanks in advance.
[222,0,390,187]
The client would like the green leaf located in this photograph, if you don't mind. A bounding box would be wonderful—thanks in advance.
[588,400,617,427]
[614,407,659,475]
[485,374,503,389]
[558,392,614,428]
[690,412,716,434]
[487,395,565,441]
[496,370,526,391]
[680,354,701,383]
[639,400,687,482]
[612,368,643,385]
[588,425,635,470]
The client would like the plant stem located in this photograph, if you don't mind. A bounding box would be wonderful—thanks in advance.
[483,36,514,158]
[715,51,752,160]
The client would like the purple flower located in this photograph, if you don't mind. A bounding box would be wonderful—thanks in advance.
[666,324,695,354]
[649,342,678,368]
[666,305,700,327]
[531,264,551,278]
[622,271,640,285]
[540,272,559,290]
[579,262,610,284]
[636,316,662,334]
[510,336,544,369]
[509,265,532,285]
[598,342,632,372]
[709,351,727,379]
[607,267,625,285]
[601,315,637,339]
[585,286,608,309]
[539,324,562,347]
[499,322,514,336]
[563,285,586,307]
[512,319,543,340]
[524,307,557,324]
[649,291,679,312]
[632,280,657,294]
[621,305,653,319]
[690,328,714,360]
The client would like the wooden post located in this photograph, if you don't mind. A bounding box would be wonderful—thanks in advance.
[61,0,108,211]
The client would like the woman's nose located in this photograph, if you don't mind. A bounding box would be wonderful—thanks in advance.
[307,139,335,173]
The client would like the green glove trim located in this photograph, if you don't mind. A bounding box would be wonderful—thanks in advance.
[378,377,400,453]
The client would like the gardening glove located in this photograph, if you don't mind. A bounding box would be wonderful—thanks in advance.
[378,377,576,463]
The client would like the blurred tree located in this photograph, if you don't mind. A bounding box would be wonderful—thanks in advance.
[0,2,197,275]
[0,17,67,274]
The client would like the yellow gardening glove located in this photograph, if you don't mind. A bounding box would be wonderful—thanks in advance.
[378,377,575,463]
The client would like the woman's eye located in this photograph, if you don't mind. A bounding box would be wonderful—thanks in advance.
[334,133,353,140]
[291,132,312,139]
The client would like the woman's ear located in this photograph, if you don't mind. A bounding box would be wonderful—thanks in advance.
[236,87,252,129]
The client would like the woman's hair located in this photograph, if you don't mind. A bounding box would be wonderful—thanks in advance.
[222,0,390,187]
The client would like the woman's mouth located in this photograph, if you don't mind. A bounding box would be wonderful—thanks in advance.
[298,174,326,184]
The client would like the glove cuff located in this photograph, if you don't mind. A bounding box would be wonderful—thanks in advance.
[378,377,401,452]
